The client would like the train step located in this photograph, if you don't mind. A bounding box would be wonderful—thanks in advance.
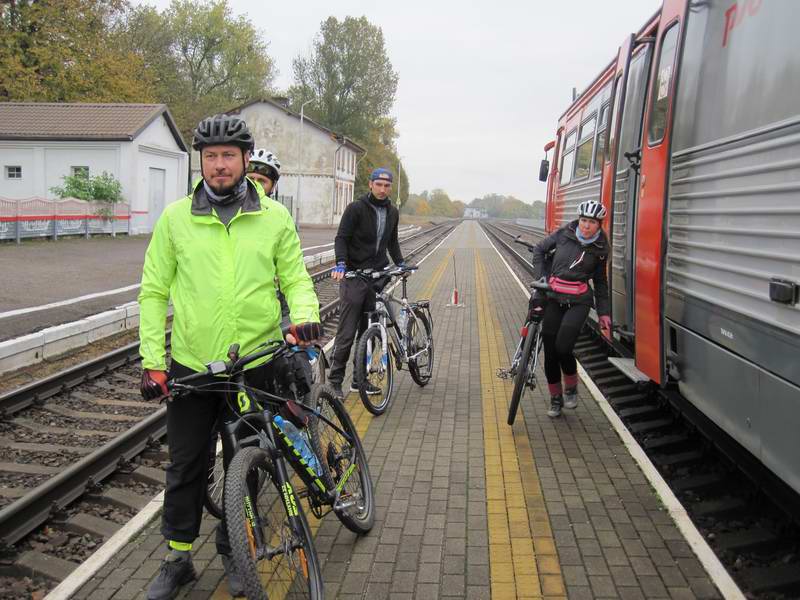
[607,357,650,383]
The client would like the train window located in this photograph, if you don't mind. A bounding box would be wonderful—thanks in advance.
[574,115,597,180]
[648,23,679,145]
[607,74,623,167]
[592,102,611,176]
[559,128,577,185]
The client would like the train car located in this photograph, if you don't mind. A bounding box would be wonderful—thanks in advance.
[540,0,800,497]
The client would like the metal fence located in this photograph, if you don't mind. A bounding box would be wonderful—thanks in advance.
[0,197,131,243]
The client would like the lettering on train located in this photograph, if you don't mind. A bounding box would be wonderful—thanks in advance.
[723,0,762,48]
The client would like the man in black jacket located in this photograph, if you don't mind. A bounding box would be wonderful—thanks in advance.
[328,167,405,397]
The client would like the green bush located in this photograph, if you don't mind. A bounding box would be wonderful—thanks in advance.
[51,171,123,219]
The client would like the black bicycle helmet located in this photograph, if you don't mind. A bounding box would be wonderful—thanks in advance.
[192,114,255,152]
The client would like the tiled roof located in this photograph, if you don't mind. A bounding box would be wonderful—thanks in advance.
[0,102,187,150]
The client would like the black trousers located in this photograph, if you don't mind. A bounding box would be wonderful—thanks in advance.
[162,358,299,554]
[540,301,590,384]
[328,277,376,385]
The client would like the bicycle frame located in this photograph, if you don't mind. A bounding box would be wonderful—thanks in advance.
[364,271,432,368]
[170,345,361,518]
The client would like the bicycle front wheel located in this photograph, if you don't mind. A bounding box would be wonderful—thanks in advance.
[308,386,375,534]
[408,308,434,386]
[354,326,394,415]
[224,447,323,600]
[508,322,538,426]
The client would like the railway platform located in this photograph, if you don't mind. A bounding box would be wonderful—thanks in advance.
[60,221,726,599]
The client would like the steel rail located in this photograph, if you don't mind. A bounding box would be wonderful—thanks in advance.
[0,342,142,418]
[0,408,166,545]
[310,221,452,284]
[319,223,457,321]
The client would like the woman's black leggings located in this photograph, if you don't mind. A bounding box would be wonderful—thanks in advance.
[540,301,590,384]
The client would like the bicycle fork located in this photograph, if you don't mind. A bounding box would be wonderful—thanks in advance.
[365,321,389,375]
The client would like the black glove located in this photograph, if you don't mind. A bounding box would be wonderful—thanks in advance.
[528,292,546,320]
[140,369,168,400]
[285,322,323,343]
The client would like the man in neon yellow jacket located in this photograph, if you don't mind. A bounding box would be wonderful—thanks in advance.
[138,114,321,600]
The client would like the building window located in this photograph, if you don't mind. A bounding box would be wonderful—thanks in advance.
[5,165,22,179]
[71,166,90,178]
[648,23,680,145]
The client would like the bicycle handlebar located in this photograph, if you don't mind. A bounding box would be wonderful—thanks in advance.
[344,264,418,280]
[167,339,287,391]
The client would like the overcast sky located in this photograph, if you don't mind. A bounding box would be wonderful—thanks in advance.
[138,0,660,204]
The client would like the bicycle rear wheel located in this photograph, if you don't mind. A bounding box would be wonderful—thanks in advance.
[408,308,434,386]
[225,447,323,600]
[308,386,375,534]
[354,326,394,415]
[507,322,538,426]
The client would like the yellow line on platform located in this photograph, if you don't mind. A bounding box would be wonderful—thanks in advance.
[474,250,565,600]
[418,247,453,301]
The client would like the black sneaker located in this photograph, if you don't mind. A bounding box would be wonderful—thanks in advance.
[547,395,563,418]
[330,383,344,399]
[353,382,381,395]
[147,556,196,600]
[221,554,245,597]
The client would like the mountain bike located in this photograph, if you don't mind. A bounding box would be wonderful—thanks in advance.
[349,265,434,415]
[203,347,328,520]
[169,341,373,600]
[499,236,551,425]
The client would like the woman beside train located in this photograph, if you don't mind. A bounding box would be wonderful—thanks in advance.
[528,200,612,417]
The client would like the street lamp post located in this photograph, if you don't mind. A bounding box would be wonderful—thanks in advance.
[296,99,314,217]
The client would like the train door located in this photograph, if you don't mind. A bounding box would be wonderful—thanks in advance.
[635,0,688,384]
[605,35,654,341]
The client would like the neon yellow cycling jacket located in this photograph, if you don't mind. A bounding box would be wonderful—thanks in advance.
[138,179,319,372]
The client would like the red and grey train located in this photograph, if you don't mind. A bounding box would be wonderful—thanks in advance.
[540,0,800,496]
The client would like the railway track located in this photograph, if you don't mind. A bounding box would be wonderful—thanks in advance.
[481,221,800,600]
[0,221,457,597]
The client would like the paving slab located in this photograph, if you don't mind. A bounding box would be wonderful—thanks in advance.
[66,221,726,599]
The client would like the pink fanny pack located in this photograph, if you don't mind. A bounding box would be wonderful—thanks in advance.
[548,276,588,296]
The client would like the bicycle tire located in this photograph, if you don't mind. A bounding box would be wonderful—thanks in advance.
[307,386,375,534]
[507,322,538,426]
[224,447,323,600]
[408,308,434,386]
[203,431,224,519]
[354,326,394,415]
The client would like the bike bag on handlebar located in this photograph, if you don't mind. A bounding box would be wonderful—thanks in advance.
[548,276,588,296]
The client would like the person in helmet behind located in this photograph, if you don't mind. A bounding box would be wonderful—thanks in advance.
[528,199,611,418]
[247,148,281,197]
[138,114,321,600]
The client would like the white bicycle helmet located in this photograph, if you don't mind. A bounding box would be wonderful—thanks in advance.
[577,200,607,220]
[248,148,281,181]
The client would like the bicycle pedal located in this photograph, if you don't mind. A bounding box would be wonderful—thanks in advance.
[496,368,514,380]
